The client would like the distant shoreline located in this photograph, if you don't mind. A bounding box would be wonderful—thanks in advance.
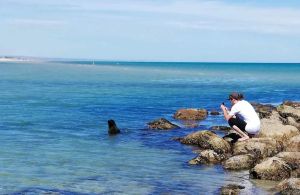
[0,57,42,63]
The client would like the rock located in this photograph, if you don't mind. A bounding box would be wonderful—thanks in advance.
[223,154,256,170]
[251,102,276,119]
[277,104,300,123]
[179,130,231,154]
[233,138,283,159]
[188,150,228,165]
[258,111,299,142]
[286,117,300,130]
[275,152,300,170]
[210,126,231,131]
[219,184,245,195]
[223,131,241,144]
[292,168,300,178]
[285,135,300,152]
[249,157,292,181]
[276,178,300,195]
[147,118,180,130]
[108,120,120,135]
[283,101,300,108]
[173,108,208,120]
[210,110,220,115]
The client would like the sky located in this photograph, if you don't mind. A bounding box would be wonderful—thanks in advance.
[0,0,300,62]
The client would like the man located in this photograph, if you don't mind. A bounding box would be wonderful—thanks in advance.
[220,92,260,141]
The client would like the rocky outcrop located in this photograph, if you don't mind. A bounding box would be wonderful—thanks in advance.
[283,101,300,108]
[258,111,299,142]
[232,138,283,159]
[249,157,292,181]
[223,154,256,170]
[173,108,208,120]
[188,150,228,165]
[209,126,231,131]
[277,104,300,123]
[276,178,300,195]
[285,135,300,152]
[219,184,245,195]
[178,130,231,154]
[275,152,300,170]
[251,102,276,119]
[108,120,120,135]
[147,118,180,130]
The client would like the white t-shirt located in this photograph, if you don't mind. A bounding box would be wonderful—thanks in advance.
[229,100,260,134]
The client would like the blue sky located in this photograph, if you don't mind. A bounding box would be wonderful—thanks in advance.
[1,0,300,62]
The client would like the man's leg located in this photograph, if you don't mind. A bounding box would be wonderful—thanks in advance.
[228,117,249,141]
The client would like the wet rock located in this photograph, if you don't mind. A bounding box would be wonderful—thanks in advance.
[258,111,299,142]
[147,118,180,130]
[188,150,228,165]
[249,157,292,181]
[210,110,220,115]
[283,101,300,108]
[233,138,283,159]
[276,178,300,195]
[223,154,256,170]
[179,130,231,154]
[108,120,120,135]
[277,104,300,124]
[251,102,276,119]
[285,135,300,152]
[210,126,231,131]
[219,184,245,195]
[173,108,208,120]
[275,152,300,170]
[223,131,241,144]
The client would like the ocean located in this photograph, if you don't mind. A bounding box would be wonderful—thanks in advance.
[0,61,299,194]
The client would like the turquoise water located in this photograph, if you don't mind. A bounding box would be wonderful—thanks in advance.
[0,61,299,194]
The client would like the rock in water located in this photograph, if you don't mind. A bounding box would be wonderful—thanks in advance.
[210,126,231,131]
[173,108,208,120]
[219,184,245,195]
[249,157,292,181]
[108,120,120,135]
[188,150,228,165]
[276,178,300,195]
[147,118,180,130]
[223,154,256,170]
[179,130,231,154]
[210,110,220,115]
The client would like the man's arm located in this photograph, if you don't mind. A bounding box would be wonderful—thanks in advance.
[221,104,233,121]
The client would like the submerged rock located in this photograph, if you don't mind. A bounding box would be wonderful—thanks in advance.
[108,120,120,135]
[178,130,231,154]
[209,126,231,131]
[173,108,208,120]
[251,102,276,119]
[210,110,220,115]
[188,149,228,165]
[147,118,180,130]
[219,184,245,195]
[285,135,300,152]
[276,178,300,195]
[249,157,292,181]
[232,138,283,159]
[223,154,256,170]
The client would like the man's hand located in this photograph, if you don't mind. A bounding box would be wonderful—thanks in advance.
[220,104,227,111]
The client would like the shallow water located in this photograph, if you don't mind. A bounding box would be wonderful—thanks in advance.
[0,61,299,194]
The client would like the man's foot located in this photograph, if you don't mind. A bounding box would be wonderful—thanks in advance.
[238,136,250,142]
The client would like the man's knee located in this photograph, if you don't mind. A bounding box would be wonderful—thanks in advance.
[228,118,236,127]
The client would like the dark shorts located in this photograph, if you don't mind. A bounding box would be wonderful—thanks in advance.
[228,117,247,132]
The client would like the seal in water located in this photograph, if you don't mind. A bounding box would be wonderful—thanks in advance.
[108,119,120,135]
